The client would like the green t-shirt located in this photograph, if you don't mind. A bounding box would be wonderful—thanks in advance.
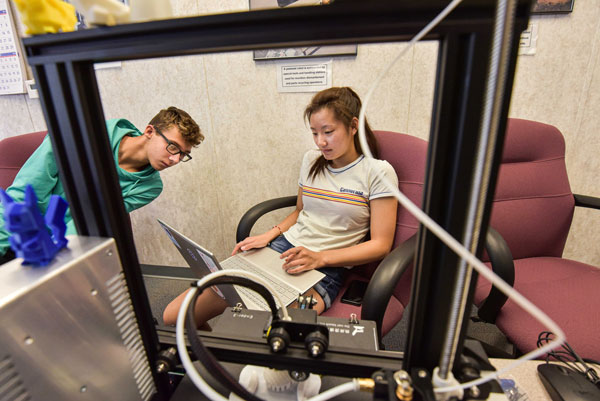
[0,119,163,257]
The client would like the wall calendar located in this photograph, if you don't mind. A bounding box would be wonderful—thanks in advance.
[0,0,25,95]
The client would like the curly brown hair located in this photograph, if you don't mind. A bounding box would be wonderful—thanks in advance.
[149,107,204,146]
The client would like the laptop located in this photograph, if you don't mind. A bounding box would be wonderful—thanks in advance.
[157,219,324,311]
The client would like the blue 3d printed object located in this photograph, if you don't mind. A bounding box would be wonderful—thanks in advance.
[1,185,68,266]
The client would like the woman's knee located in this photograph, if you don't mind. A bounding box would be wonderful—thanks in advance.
[163,288,190,326]
[164,288,228,328]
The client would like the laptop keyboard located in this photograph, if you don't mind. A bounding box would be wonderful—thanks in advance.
[235,287,271,310]
[222,257,299,308]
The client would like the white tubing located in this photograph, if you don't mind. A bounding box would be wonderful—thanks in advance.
[176,285,228,401]
[305,379,359,401]
[356,0,565,394]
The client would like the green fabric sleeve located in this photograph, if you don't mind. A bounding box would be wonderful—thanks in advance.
[122,179,163,213]
[1,119,163,258]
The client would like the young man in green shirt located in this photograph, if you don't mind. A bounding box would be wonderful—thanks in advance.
[0,106,203,264]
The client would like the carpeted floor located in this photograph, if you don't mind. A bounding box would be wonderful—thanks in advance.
[144,274,191,324]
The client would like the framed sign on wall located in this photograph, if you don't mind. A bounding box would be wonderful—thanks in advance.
[532,0,574,14]
[250,0,357,60]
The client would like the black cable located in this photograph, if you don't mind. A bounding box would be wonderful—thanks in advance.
[201,275,280,319]
[185,285,261,401]
[192,275,280,319]
[183,275,281,401]
[537,331,600,385]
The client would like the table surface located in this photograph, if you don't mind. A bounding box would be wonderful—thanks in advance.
[489,358,551,401]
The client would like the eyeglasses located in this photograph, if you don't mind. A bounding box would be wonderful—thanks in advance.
[153,126,192,162]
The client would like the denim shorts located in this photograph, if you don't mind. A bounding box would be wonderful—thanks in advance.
[269,235,345,309]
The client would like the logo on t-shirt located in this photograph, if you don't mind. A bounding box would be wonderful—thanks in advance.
[340,187,364,197]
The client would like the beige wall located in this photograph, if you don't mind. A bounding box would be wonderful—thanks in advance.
[1,1,598,268]
[101,39,437,267]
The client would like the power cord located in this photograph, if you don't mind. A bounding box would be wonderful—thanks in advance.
[537,331,600,387]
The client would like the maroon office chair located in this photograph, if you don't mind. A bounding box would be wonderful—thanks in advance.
[0,131,47,190]
[0,131,47,263]
[474,118,600,360]
[236,131,428,340]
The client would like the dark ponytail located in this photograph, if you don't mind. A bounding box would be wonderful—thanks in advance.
[304,87,378,179]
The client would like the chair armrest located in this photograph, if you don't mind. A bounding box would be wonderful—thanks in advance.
[476,227,515,323]
[574,194,600,210]
[361,235,417,339]
[140,263,196,280]
[236,196,297,242]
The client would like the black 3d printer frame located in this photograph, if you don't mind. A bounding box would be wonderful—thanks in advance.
[22,1,532,399]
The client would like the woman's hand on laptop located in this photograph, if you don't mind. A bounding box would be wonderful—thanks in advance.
[281,246,324,274]
[231,233,271,255]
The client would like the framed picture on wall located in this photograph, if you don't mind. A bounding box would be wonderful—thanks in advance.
[250,0,358,60]
[68,0,130,30]
[531,0,574,14]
